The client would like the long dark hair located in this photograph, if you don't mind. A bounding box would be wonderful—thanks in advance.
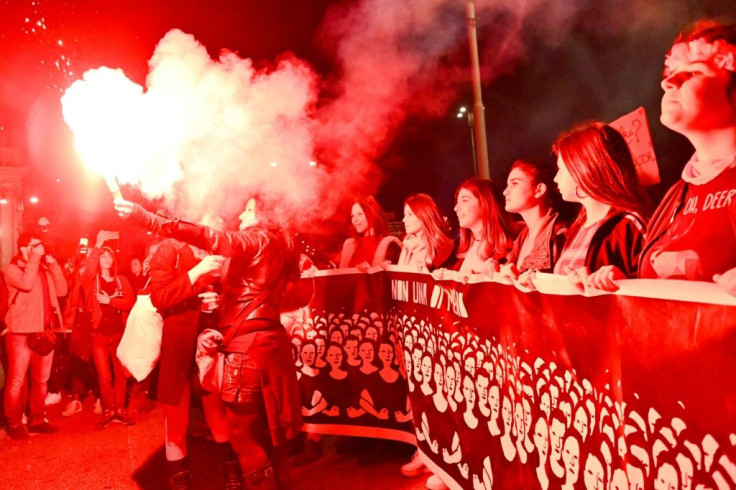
[349,196,388,238]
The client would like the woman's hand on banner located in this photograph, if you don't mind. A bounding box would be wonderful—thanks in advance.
[498,262,519,283]
[586,265,624,292]
[714,266,736,296]
[512,269,538,292]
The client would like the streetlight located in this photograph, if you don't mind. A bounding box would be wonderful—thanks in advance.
[456,106,477,176]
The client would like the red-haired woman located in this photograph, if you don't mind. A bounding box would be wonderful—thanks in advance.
[551,122,650,284]
[338,196,401,268]
[500,159,570,283]
[589,20,736,294]
[83,230,136,428]
[453,178,513,275]
[398,193,455,271]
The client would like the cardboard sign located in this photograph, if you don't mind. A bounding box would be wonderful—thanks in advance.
[611,106,660,186]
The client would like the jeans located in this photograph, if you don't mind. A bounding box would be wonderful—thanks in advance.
[3,332,54,427]
[91,332,127,411]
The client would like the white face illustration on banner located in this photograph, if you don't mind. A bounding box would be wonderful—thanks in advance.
[540,392,551,420]
[574,406,589,442]
[476,375,489,410]
[434,363,444,393]
[412,348,423,381]
[326,345,343,370]
[301,344,316,367]
[676,452,694,490]
[653,462,679,490]
[345,339,358,359]
[627,463,645,490]
[514,403,526,440]
[462,375,476,410]
[550,417,566,463]
[562,435,581,485]
[502,396,514,434]
[583,453,604,490]
[379,343,394,367]
[611,468,628,490]
[421,356,433,383]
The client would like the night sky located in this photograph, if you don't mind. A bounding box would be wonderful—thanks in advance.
[0,0,734,258]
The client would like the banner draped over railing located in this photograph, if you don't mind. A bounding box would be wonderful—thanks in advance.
[282,268,736,489]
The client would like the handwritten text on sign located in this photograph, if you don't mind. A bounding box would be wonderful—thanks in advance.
[611,106,660,186]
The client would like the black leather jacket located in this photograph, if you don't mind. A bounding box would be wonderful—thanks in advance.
[131,205,300,330]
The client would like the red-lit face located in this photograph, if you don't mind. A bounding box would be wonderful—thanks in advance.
[555,155,579,203]
[99,250,114,271]
[403,204,422,235]
[504,167,540,213]
[454,188,482,231]
[351,203,369,235]
[661,58,736,134]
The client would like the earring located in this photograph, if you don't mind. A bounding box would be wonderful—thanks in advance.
[575,186,587,199]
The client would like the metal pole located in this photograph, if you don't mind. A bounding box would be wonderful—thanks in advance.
[466,2,490,179]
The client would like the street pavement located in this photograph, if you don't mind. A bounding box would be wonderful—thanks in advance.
[0,396,429,489]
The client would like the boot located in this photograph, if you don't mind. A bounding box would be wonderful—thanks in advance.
[167,457,192,490]
[168,470,192,490]
[222,460,243,490]
[242,464,277,490]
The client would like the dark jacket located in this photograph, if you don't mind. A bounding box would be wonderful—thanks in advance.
[145,239,204,405]
[568,209,647,278]
[131,205,303,446]
[82,247,136,330]
[506,212,568,273]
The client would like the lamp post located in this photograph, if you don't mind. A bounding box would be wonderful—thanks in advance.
[467,2,490,179]
[457,106,477,176]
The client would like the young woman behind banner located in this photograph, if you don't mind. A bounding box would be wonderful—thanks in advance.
[499,159,572,286]
[588,20,736,294]
[398,193,455,272]
[551,122,650,289]
[337,196,401,269]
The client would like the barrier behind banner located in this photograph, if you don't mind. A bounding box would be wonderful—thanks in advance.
[283,269,736,489]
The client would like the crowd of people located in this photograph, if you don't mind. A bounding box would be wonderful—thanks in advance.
[1,17,735,490]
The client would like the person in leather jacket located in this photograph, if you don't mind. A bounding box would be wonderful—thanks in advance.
[115,198,302,490]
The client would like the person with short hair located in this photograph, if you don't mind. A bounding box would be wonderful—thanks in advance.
[588,20,736,293]
[3,232,67,439]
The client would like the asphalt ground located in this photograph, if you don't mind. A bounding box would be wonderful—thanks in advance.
[0,396,429,490]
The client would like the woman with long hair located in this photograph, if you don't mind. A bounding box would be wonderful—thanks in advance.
[398,193,455,271]
[552,122,650,284]
[338,196,402,268]
[453,178,513,275]
[83,230,136,429]
[500,159,571,283]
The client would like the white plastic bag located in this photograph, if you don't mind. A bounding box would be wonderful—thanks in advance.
[116,295,163,381]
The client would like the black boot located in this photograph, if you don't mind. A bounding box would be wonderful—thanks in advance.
[168,470,192,490]
[242,464,277,490]
[167,457,192,490]
[222,460,243,490]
